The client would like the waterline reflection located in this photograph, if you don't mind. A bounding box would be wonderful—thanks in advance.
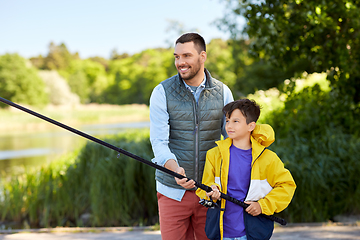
[0,121,150,177]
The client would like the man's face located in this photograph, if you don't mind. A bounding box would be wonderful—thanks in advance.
[174,42,204,81]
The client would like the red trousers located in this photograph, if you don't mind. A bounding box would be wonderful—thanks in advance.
[157,191,209,240]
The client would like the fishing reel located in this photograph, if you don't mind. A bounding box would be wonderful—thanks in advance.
[199,199,224,210]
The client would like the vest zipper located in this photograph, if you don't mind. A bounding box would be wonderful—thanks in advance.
[192,97,199,182]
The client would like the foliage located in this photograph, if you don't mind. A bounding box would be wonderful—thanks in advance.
[249,72,329,123]
[68,59,110,103]
[0,129,157,228]
[30,42,79,71]
[265,76,360,222]
[3,35,293,106]
[220,0,360,103]
[269,78,359,138]
[103,48,176,105]
[225,38,293,97]
[25,38,291,105]
[0,54,48,107]
[274,128,360,222]
[206,39,237,91]
[30,42,106,104]
[105,38,295,102]
[217,1,360,221]
[38,70,80,106]
[246,72,360,222]
[88,56,109,71]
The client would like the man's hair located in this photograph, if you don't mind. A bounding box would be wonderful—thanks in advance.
[223,99,261,124]
[175,33,206,53]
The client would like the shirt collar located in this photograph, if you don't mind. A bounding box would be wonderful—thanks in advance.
[183,74,207,91]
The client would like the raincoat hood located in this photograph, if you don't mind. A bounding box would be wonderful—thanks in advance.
[215,124,275,159]
[251,124,275,147]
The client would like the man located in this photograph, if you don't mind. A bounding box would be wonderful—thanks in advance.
[149,33,234,240]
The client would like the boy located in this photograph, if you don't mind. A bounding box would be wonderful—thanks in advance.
[196,99,296,240]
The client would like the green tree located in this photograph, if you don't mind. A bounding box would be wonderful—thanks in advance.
[224,38,291,97]
[206,39,237,92]
[43,42,78,71]
[220,0,360,103]
[104,48,176,105]
[110,49,130,60]
[266,80,360,222]
[217,0,360,222]
[0,54,48,107]
[68,59,109,103]
[89,56,109,71]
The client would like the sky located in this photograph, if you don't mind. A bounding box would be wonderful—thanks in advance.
[0,0,236,59]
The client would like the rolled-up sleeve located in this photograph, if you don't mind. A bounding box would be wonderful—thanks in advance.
[149,84,177,166]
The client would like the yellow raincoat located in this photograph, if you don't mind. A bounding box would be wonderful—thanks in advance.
[196,124,296,239]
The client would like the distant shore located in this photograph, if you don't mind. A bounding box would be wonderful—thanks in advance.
[0,103,150,134]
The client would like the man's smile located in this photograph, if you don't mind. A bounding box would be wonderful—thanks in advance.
[179,66,190,73]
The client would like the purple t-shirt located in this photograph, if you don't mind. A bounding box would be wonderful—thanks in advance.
[223,144,252,238]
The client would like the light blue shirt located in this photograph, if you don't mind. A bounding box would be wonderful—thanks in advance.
[149,74,234,201]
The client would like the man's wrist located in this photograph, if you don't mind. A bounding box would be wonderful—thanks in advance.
[164,159,178,171]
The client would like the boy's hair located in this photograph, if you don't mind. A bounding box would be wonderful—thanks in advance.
[223,99,261,124]
[175,33,206,54]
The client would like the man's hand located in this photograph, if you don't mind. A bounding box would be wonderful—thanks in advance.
[244,201,262,216]
[164,159,195,189]
[175,167,196,189]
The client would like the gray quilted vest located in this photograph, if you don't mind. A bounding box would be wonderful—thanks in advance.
[155,69,224,189]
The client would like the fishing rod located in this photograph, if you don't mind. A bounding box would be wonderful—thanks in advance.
[0,96,287,225]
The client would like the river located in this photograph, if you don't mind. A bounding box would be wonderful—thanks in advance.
[0,121,150,178]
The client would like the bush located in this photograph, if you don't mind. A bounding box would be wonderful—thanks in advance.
[264,77,360,222]
[0,129,157,228]
[38,70,80,106]
[0,54,48,107]
[273,128,360,222]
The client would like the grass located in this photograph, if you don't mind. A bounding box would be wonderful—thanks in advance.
[0,103,153,228]
[0,129,157,228]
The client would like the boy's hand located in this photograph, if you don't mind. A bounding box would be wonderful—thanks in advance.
[245,201,262,216]
[206,185,221,201]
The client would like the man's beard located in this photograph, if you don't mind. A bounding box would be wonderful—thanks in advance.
[178,59,201,81]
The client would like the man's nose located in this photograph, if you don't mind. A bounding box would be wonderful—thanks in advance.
[176,57,185,65]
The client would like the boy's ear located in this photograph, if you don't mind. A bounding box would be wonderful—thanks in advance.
[248,122,256,132]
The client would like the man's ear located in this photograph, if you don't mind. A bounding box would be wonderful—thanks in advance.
[248,122,256,132]
[200,51,207,63]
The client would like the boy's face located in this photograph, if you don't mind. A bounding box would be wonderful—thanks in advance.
[225,109,254,141]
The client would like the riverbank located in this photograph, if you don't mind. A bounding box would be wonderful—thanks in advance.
[0,103,149,134]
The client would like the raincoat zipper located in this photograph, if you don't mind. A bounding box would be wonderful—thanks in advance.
[244,147,267,199]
